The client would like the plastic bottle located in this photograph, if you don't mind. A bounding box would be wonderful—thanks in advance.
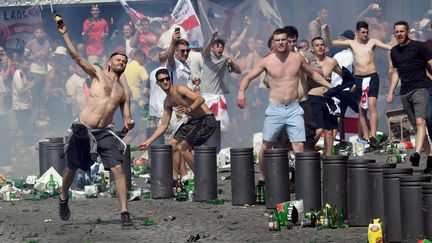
[368,218,383,243]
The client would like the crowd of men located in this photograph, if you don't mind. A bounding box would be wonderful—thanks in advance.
[0,3,431,226]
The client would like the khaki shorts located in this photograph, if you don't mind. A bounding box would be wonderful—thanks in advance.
[401,88,429,126]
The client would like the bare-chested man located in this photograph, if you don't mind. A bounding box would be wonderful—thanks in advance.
[57,20,135,226]
[237,28,332,185]
[324,21,391,148]
[138,68,216,175]
[304,37,343,155]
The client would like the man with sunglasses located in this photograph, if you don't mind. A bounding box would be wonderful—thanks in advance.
[138,68,216,177]
[164,30,199,181]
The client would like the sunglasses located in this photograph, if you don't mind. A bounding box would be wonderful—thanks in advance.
[157,77,171,83]
[177,49,191,54]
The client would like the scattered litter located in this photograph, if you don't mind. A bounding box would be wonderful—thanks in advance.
[34,167,62,192]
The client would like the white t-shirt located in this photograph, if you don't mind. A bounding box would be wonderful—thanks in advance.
[149,67,166,117]
[12,69,32,110]
[331,49,354,87]
[166,58,193,88]
[125,37,133,56]
[66,73,86,116]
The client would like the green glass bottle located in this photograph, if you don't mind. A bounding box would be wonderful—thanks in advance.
[45,174,59,196]
[338,206,346,228]
[268,211,280,231]
[255,185,261,204]
[206,199,225,205]
[323,207,329,228]
[130,146,139,152]
[260,185,265,204]
[142,104,150,120]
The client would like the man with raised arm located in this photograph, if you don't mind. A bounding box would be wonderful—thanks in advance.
[56,18,135,227]
[237,28,332,186]
[201,30,241,131]
[324,21,391,148]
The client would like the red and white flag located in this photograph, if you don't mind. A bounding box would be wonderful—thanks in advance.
[119,0,147,26]
[203,94,229,132]
[172,0,204,47]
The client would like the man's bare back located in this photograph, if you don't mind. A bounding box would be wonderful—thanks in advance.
[79,68,128,129]
[164,85,212,120]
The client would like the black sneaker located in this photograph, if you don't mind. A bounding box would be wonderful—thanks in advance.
[121,211,133,227]
[424,156,432,174]
[369,137,380,149]
[410,152,420,167]
[59,196,70,221]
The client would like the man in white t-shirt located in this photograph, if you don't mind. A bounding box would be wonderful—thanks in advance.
[12,58,35,132]
[149,52,168,127]
[66,64,87,117]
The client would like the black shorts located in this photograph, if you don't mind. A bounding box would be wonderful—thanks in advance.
[67,124,123,171]
[174,114,216,147]
[355,73,379,98]
[309,95,338,130]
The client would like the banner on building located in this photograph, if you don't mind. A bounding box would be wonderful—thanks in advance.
[0,5,43,51]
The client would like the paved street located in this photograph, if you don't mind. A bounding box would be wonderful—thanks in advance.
[0,171,369,243]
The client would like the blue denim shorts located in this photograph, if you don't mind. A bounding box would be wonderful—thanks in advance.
[263,103,305,143]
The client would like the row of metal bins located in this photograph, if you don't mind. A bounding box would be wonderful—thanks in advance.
[293,152,432,242]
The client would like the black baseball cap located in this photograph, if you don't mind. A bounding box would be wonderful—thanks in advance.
[340,30,355,40]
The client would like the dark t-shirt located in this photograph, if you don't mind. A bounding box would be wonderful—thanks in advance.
[390,40,432,95]
[426,39,432,74]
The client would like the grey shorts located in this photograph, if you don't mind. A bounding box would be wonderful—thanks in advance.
[401,88,429,126]
[67,124,123,171]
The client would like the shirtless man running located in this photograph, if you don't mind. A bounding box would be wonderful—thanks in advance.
[57,20,135,226]
[324,21,391,147]
[138,68,216,175]
[237,28,332,185]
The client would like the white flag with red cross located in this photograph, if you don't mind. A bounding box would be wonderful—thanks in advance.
[172,0,204,48]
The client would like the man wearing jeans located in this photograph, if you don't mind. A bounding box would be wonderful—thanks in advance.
[387,21,432,173]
